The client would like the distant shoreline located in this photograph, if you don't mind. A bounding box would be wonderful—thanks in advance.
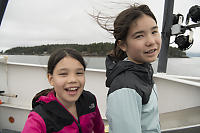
[2,43,189,58]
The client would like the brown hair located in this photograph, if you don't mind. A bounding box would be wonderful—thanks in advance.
[92,4,157,61]
[47,48,86,74]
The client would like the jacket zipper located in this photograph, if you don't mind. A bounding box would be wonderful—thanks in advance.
[56,99,82,132]
[74,117,82,133]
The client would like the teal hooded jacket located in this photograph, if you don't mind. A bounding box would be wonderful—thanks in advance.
[105,55,161,133]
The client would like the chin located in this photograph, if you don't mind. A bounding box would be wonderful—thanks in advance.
[66,98,78,103]
[146,58,157,63]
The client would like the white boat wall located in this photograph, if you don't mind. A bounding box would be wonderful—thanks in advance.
[0,56,200,132]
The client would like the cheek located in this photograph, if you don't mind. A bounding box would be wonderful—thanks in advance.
[53,78,65,87]
[81,77,85,86]
[159,39,162,47]
[127,43,142,54]
[157,39,162,51]
[156,35,162,45]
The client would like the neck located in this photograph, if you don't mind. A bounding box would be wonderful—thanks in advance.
[56,95,78,118]
[67,103,78,118]
[63,100,78,118]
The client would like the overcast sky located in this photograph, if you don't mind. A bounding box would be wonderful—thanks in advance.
[0,0,199,53]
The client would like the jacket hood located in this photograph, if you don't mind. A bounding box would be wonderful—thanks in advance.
[32,89,56,108]
[105,55,153,87]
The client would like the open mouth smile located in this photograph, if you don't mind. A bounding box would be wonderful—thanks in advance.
[64,87,79,95]
[145,48,157,54]
[66,87,78,91]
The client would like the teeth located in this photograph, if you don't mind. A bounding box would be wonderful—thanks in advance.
[67,88,77,91]
[146,49,156,54]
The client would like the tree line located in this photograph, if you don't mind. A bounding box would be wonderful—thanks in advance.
[4,42,187,57]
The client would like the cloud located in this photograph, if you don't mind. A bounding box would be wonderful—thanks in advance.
[0,0,199,53]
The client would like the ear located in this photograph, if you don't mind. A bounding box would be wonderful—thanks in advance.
[47,74,54,86]
[117,40,127,52]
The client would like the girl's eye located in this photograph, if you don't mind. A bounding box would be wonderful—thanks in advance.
[152,30,158,34]
[59,73,68,76]
[135,35,143,39]
[77,72,84,75]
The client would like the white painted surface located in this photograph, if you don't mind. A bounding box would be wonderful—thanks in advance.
[154,74,200,113]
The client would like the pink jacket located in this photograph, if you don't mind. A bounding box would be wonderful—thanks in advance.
[22,90,105,133]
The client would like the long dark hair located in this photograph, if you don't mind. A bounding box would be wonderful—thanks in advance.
[92,4,157,61]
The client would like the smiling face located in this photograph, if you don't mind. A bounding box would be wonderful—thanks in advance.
[119,14,161,64]
[48,56,85,107]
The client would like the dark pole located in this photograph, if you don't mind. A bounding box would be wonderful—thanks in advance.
[186,23,200,29]
[157,0,174,73]
[0,0,9,26]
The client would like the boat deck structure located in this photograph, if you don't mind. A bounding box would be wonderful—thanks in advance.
[0,56,200,132]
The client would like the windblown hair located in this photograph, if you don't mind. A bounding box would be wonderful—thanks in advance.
[92,4,157,61]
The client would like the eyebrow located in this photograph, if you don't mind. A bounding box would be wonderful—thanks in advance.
[151,26,158,30]
[58,68,84,71]
[132,26,158,36]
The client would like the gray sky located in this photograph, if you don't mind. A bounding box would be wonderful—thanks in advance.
[0,0,199,53]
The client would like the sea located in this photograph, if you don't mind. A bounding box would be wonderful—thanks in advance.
[5,55,200,77]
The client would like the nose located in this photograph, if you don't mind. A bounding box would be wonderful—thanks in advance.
[145,35,155,46]
[68,74,77,83]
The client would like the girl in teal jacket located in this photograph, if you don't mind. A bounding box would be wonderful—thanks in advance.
[93,4,161,133]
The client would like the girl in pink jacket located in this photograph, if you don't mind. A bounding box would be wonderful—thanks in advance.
[22,48,105,133]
